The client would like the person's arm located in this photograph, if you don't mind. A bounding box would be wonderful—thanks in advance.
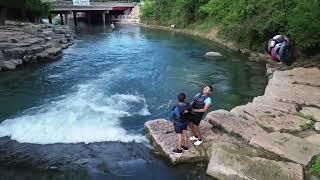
[171,107,180,120]
[192,104,210,113]
[173,106,180,118]
[192,97,212,113]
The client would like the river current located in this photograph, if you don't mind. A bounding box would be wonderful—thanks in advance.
[0,24,267,179]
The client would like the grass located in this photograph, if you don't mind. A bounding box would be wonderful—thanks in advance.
[309,155,320,175]
[302,120,315,130]
[297,112,316,121]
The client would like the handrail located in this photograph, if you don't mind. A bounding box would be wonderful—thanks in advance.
[53,0,135,7]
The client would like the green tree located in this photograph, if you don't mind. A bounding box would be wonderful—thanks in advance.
[140,0,320,55]
[0,0,51,25]
[287,0,320,53]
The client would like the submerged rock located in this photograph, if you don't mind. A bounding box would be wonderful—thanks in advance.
[205,52,223,57]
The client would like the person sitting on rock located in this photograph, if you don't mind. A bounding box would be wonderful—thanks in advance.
[188,85,213,146]
[171,93,192,155]
[267,34,293,65]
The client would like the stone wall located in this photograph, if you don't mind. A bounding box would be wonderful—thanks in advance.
[0,21,74,71]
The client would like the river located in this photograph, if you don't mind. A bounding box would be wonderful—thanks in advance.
[0,24,267,179]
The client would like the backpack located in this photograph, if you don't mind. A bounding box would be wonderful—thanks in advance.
[171,103,191,122]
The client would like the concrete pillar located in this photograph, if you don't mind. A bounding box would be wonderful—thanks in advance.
[48,13,52,24]
[73,11,77,26]
[102,12,106,24]
[64,13,68,25]
[60,13,64,25]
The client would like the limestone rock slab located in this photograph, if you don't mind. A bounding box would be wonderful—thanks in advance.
[305,134,320,145]
[144,119,216,164]
[250,132,320,166]
[206,110,267,142]
[0,59,23,70]
[252,96,298,114]
[207,148,303,180]
[270,67,320,87]
[265,68,320,108]
[232,102,311,132]
[3,47,26,58]
[315,122,320,131]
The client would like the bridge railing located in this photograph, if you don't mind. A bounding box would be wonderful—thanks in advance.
[53,0,136,7]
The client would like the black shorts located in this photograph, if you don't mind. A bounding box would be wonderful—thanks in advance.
[190,113,203,126]
[174,120,188,134]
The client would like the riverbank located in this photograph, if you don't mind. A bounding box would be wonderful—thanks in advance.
[145,67,320,179]
[133,22,320,73]
[0,21,74,71]
[135,23,269,62]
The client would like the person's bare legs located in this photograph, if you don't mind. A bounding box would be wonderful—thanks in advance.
[194,124,202,140]
[188,122,197,137]
[182,130,187,146]
[177,133,182,149]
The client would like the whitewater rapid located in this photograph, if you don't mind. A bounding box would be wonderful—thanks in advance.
[0,67,150,144]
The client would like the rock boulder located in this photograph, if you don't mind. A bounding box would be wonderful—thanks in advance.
[144,119,217,164]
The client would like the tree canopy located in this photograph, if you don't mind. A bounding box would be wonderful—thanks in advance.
[141,0,320,55]
[0,0,51,22]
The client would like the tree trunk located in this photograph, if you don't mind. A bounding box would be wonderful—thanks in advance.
[0,7,7,26]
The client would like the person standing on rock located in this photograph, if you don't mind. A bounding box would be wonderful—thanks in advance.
[188,85,213,146]
[111,22,115,31]
[171,93,192,155]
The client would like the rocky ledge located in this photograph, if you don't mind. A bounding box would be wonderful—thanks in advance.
[0,21,75,71]
[144,67,320,180]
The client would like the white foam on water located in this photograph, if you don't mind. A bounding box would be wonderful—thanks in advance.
[0,69,150,144]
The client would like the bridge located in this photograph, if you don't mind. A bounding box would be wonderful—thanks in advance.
[49,0,137,26]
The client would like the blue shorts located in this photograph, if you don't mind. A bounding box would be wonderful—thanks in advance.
[174,120,188,134]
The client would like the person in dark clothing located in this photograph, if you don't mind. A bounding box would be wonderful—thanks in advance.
[171,93,192,155]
